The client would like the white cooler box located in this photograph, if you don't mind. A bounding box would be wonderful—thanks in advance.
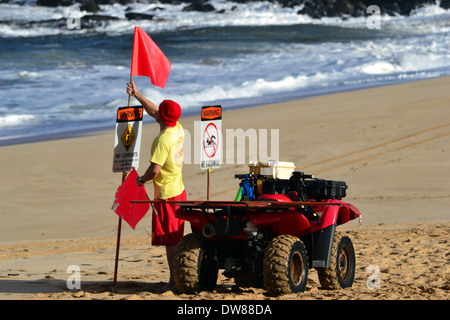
[249,161,296,179]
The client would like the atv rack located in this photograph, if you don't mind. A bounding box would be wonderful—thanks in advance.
[130,199,344,208]
[131,200,344,231]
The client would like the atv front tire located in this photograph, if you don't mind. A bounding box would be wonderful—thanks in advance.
[173,233,218,293]
[263,235,308,295]
[316,233,356,290]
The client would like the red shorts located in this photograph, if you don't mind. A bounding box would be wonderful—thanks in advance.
[151,190,186,246]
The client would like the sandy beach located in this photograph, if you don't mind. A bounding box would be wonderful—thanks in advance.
[1,77,449,301]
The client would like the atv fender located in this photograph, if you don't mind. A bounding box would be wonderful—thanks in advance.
[304,223,336,268]
[306,200,360,268]
[316,199,361,228]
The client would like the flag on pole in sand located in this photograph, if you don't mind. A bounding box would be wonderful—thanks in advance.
[130,26,171,88]
[112,167,150,230]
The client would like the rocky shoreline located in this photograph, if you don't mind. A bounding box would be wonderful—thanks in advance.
[20,0,450,17]
[1,0,449,31]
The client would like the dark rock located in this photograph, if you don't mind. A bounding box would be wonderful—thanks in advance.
[20,18,68,29]
[158,0,186,4]
[80,2,100,13]
[81,14,119,21]
[118,0,135,5]
[324,6,340,17]
[35,0,73,6]
[297,1,321,19]
[360,0,436,15]
[440,0,450,9]
[278,0,303,8]
[384,3,401,16]
[93,0,117,4]
[294,0,440,19]
[337,0,354,15]
[150,6,166,11]
[80,14,119,28]
[182,0,216,12]
[125,12,154,20]
[350,1,366,17]
[36,0,64,7]
[227,0,261,3]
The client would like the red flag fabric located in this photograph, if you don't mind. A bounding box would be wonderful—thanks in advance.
[130,26,171,88]
[112,167,150,230]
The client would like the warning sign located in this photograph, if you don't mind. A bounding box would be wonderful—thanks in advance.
[200,105,222,170]
[203,122,219,158]
[121,124,136,151]
[201,105,221,120]
[113,106,143,173]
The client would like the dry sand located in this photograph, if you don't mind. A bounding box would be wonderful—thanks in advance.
[0,77,449,301]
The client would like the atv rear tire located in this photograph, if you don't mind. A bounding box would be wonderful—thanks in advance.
[263,235,308,295]
[173,233,218,293]
[316,233,356,290]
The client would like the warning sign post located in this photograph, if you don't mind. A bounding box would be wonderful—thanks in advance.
[200,105,222,170]
[113,106,143,173]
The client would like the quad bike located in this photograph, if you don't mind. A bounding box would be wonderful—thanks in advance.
[171,171,361,296]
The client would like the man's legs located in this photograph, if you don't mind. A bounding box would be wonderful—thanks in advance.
[152,190,186,291]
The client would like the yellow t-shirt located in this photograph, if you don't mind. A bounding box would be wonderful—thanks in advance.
[150,122,185,199]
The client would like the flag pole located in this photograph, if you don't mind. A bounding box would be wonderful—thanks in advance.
[113,76,133,286]
[127,75,133,107]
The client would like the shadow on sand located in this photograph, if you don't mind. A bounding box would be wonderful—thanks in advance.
[0,278,168,297]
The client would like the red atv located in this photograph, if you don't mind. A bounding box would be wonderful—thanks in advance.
[173,171,361,295]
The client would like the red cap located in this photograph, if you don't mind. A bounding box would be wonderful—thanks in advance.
[158,100,181,126]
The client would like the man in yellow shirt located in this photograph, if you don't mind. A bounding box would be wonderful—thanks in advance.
[127,81,186,290]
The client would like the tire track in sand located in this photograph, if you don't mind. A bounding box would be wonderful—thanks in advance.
[302,122,450,175]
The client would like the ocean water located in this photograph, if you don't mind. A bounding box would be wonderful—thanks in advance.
[0,0,449,145]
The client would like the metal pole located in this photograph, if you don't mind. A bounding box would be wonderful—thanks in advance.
[207,168,211,201]
[113,171,127,285]
[113,76,133,286]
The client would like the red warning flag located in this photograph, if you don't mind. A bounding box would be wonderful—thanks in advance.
[130,26,171,88]
[112,168,150,230]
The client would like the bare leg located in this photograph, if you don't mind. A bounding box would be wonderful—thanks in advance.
[166,245,176,285]
[159,246,176,292]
